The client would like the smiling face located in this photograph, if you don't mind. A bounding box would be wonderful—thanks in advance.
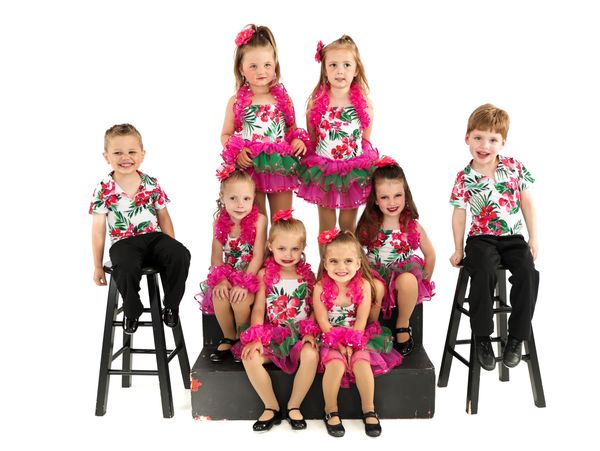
[239,45,276,88]
[103,134,145,177]
[324,48,357,90]
[220,179,255,222]
[375,178,406,220]
[323,241,361,284]
[268,231,305,269]
[465,128,505,170]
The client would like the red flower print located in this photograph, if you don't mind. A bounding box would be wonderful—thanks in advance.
[290,297,301,307]
[110,228,123,238]
[275,295,289,309]
[104,194,119,208]
[286,307,297,318]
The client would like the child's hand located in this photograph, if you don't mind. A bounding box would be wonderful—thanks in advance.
[229,286,249,304]
[236,148,253,169]
[213,280,232,302]
[528,237,538,260]
[338,344,353,367]
[93,267,107,286]
[291,138,307,157]
[241,341,263,360]
[302,334,317,348]
[449,250,464,267]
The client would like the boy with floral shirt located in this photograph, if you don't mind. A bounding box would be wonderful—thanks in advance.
[90,124,191,334]
[449,104,539,371]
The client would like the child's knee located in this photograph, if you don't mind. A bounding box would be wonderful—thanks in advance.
[325,359,345,375]
[395,272,417,290]
[300,344,319,364]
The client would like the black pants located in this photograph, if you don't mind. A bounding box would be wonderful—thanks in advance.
[462,235,539,340]
[109,232,191,318]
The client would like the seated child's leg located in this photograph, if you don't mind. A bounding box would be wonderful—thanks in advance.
[462,236,501,337]
[394,272,418,342]
[108,235,147,318]
[369,278,385,323]
[499,236,539,340]
[231,294,255,332]
[322,358,345,423]
[213,299,236,349]
[243,354,279,416]
[339,208,358,233]
[351,357,375,416]
[148,233,191,310]
[288,343,319,410]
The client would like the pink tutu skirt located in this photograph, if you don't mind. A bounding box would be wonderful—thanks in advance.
[296,139,379,209]
[195,281,214,315]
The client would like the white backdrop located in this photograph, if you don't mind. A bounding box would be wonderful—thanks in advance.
[2,1,598,449]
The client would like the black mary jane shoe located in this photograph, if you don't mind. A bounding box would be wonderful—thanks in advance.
[362,411,382,437]
[252,408,282,432]
[324,411,345,437]
[209,338,238,363]
[162,307,179,328]
[122,315,139,335]
[393,326,414,356]
[286,407,307,430]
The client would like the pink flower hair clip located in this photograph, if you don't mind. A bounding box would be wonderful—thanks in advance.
[318,227,340,245]
[315,40,324,63]
[273,209,294,222]
[374,155,399,168]
[235,27,255,47]
[216,163,236,181]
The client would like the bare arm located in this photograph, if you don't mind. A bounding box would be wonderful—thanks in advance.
[450,207,466,267]
[220,95,236,146]
[362,98,374,141]
[312,283,331,333]
[92,214,107,286]
[353,280,372,331]
[245,213,268,274]
[157,208,174,238]
[417,222,436,279]
[520,189,538,260]
[306,99,317,142]
[250,269,267,326]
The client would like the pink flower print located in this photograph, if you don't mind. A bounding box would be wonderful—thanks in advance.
[332,144,350,160]
[134,192,149,206]
[144,223,155,234]
[286,307,297,318]
[241,253,252,263]
[229,239,240,252]
[320,120,331,131]
[275,295,289,309]
[123,224,135,238]
[503,158,516,170]
[110,228,123,238]
[227,256,236,265]
[328,109,342,120]
[377,232,387,241]
[104,194,119,208]
[391,232,403,241]
[499,195,516,212]
[290,297,301,307]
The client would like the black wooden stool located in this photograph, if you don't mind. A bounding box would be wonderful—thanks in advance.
[437,267,545,414]
[95,262,191,418]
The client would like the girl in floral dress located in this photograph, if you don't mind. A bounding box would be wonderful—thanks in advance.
[313,230,402,438]
[297,35,379,238]
[196,167,267,363]
[239,210,318,432]
[356,160,436,356]
[221,24,310,221]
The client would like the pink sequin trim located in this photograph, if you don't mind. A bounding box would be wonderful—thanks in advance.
[298,319,321,337]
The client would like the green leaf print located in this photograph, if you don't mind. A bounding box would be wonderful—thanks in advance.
[471,191,494,215]
[317,139,328,154]
[522,166,535,184]
[495,182,513,195]
[510,219,523,235]
[328,129,349,141]
[134,221,151,233]
[113,210,128,230]
[352,129,360,142]
[509,201,520,215]
[127,205,145,218]
[140,173,154,186]
[243,105,260,133]
[291,283,307,301]
[264,119,284,141]
[496,166,511,181]
[339,107,358,123]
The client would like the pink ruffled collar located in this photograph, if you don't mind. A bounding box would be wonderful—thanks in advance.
[263,257,315,302]
[233,83,295,132]
[320,272,364,311]
[309,83,370,131]
[215,205,259,245]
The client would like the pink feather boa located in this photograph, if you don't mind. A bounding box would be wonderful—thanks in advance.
[321,326,368,350]
[320,272,364,310]
[214,205,258,246]
[206,264,233,288]
[309,83,370,131]
[229,270,260,293]
[298,319,321,337]
[263,257,315,302]
[233,83,295,132]
[240,324,272,346]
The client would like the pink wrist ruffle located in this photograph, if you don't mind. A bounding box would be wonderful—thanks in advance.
[229,270,260,293]
[321,327,367,350]
[285,128,312,151]
[207,265,233,287]
[240,324,272,346]
[221,135,248,165]
[298,319,321,338]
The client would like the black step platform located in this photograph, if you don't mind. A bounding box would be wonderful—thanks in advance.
[191,304,435,420]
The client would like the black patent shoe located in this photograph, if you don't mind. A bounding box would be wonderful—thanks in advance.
[393,326,414,356]
[286,407,307,430]
[209,338,237,363]
[362,411,382,437]
[502,336,523,368]
[122,315,139,335]
[475,335,496,371]
[162,308,179,328]
[252,408,282,432]
[324,411,345,437]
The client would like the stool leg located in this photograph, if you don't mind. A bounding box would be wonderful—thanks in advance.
[148,274,174,418]
[496,270,509,381]
[466,331,481,414]
[172,322,191,389]
[121,328,133,388]
[95,275,119,416]
[524,330,546,408]
[438,268,469,387]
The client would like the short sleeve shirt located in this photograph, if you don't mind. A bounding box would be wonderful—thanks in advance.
[89,171,170,243]
[449,156,534,236]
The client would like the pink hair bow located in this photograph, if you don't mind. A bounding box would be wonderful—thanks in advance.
[216,163,236,181]
[235,27,255,47]
[318,227,340,245]
[315,40,324,63]
[374,155,398,168]
[273,209,294,222]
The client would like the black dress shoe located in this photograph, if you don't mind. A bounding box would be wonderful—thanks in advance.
[209,338,237,363]
[362,411,382,437]
[122,315,139,335]
[393,326,414,356]
[503,336,523,368]
[286,407,307,430]
[162,308,179,328]
[252,408,282,432]
[324,411,345,437]
[475,336,496,371]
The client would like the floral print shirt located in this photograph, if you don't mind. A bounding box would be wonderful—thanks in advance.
[89,171,169,243]
[366,220,421,281]
[223,235,253,271]
[315,106,363,160]
[328,303,356,328]
[241,103,286,143]
[450,156,535,236]
[266,278,310,327]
